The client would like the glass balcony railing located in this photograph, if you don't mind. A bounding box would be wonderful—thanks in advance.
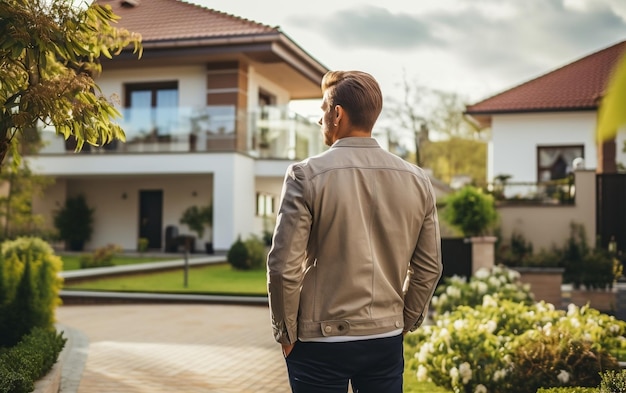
[488,177,576,205]
[39,105,324,160]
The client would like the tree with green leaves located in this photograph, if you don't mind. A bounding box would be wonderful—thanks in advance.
[0,0,142,170]
[383,75,487,185]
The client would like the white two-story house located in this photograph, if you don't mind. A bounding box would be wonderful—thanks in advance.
[29,0,329,252]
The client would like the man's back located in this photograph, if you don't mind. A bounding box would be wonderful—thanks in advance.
[273,137,441,340]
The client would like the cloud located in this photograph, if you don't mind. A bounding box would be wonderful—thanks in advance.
[425,0,626,84]
[288,5,440,50]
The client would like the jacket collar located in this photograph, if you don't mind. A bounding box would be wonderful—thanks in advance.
[330,137,381,149]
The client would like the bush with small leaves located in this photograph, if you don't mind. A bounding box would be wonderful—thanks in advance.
[244,235,267,270]
[0,327,66,393]
[600,369,626,393]
[79,244,122,269]
[227,237,249,270]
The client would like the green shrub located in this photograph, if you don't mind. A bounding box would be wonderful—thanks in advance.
[406,265,626,393]
[53,194,94,251]
[244,235,267,270]
[442,186,498,237]
[79,244,122,269]
[600,369,626,393]
[0,237,63,347]
[227,236,249,270]
[0,327,66,393]
[137,238,149,255]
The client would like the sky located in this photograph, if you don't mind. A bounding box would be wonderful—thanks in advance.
[191,0,626,117]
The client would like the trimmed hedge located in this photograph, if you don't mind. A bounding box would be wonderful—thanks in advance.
[0,327,66,393]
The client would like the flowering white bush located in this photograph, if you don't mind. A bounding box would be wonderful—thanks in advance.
[406,283,626,393]
[431,265,534,316]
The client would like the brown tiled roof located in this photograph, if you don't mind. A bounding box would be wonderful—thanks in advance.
[466,40,626,116]
[97,0,278,41]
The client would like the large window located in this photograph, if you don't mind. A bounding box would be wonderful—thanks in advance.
[125,82,178,137]
[537,145,584,181]
[256,192,275,217]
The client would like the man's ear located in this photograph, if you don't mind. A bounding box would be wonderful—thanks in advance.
[335,105,344,123]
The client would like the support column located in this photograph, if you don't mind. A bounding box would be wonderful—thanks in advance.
[469,236,497,275]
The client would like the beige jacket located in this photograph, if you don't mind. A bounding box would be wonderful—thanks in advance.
[267,137,442,344]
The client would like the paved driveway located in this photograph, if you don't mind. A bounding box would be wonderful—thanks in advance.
[56,304,290,393]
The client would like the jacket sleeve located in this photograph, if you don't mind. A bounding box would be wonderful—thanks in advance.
[403,180,443,332]
[267,164,312,344]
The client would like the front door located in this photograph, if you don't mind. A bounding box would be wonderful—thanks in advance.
[139,190,163,249]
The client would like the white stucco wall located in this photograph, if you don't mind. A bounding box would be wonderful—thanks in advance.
[491,112,597,182]
[30,153,258,252]
[97,65,207,107]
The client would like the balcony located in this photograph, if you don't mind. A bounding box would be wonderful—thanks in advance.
[39,105,324,160]
[488,177,576,206]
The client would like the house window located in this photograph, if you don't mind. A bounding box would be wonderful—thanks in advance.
[256,192,275,217]
[125,82,179,137]
[537,145,584,182]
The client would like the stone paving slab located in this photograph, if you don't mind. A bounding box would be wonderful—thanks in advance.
[55,304,290,393]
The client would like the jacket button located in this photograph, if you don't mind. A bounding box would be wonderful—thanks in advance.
[324,325,332,333]
[395,321,401,328]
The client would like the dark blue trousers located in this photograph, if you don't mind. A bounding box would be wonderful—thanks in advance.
[285,334,404,393]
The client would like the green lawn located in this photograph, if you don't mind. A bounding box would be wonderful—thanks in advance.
[60,255,174,271]
[63,263,268,295]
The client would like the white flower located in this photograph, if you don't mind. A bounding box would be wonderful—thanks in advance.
[542,322,553,336]
[609,324,621,334]
[567,303,578,317]
[583,333,592,342]
[446,285,461,298]
[483,320,497,334]
[454,319,467,331]
[431,295,439,306]
[569,318,580,329]
[482,295,498,308]
[450,275,467,285]
[416,342,433,363]
[476,281,488,294]
[438,328,450,340]
[488,276,501,287]
[493,369,507,381]
[507,269,520,281]
[475,268,490,280]
[459,362,472,384]
[417,365,428,382]
[557,369,570,384]
[474,384,488,393]
[450,367,459,383]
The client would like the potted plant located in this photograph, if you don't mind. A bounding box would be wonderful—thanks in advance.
[179,204,213,254]
[443,186,499,274]
[53,194,95,251]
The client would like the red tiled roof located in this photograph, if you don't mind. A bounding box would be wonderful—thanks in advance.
[97,0,278,42]
[466,40,626,116]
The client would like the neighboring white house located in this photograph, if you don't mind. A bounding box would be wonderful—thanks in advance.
[465,40,626,251]
[467,40,626,185]
[27,0,329,252]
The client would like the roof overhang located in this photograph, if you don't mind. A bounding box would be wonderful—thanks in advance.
[464,106,598,129]
[101,32,329,100]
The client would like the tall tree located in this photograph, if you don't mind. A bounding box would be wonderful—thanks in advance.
[383,76,488,185]
[0,0,142,170]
